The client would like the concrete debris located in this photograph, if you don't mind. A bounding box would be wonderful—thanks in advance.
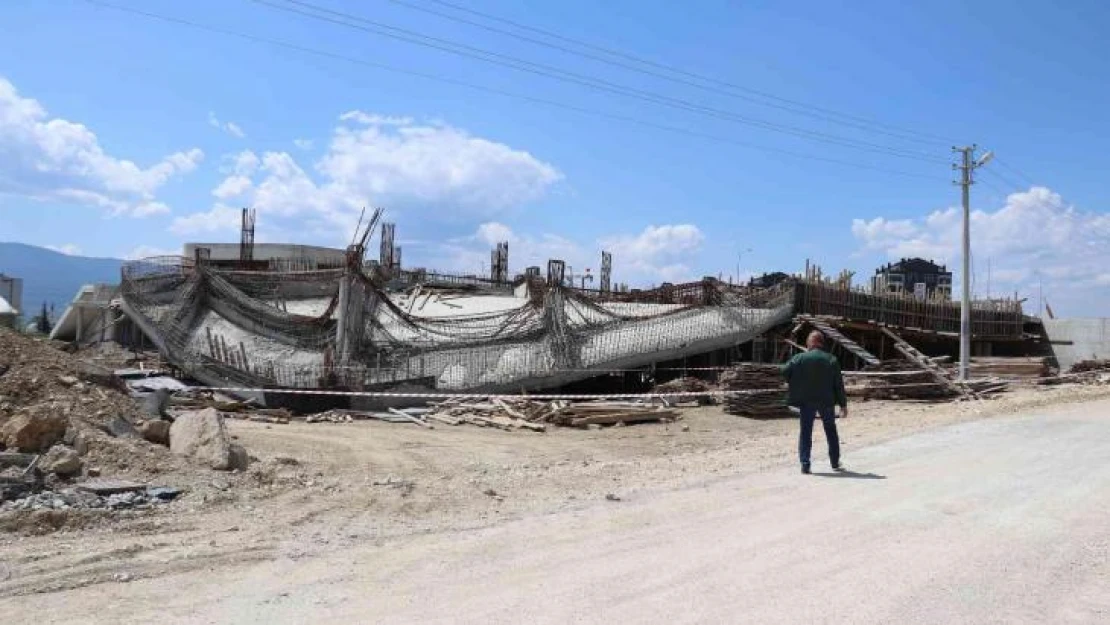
[138,420,171,446]
[41,445,83,477]
[652,376,715,405]
[228,443,250,471]
[104,416,141,439]
[0,452,37,469]
[1,484,180,512]
[76,479,145,495]
[169,408,236,470]
[1,412,68,452]
[139,388,171,419]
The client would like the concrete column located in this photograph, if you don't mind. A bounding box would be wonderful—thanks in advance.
[336,245,368,373]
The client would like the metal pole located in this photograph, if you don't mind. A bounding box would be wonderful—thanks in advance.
[957,146,974,381]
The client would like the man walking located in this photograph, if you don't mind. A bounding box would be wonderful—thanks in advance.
[781,330,848,474]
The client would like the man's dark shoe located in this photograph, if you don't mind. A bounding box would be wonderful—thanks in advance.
[801,464,811,474]
[832,463,844,471]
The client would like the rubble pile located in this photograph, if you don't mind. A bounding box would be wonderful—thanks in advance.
[304,398,679,430]
[718,364,792,418]
[1057,360,1110,385]
[1,484,181,512]
[0,329,251,520]
[1069,360,1110,374]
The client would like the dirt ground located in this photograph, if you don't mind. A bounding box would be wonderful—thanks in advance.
[2,383,1109,601]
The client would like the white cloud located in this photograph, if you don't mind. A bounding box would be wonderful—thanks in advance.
[0,76,202,217]
[852,186,1110,315]
[175,112,562,245]
[600,224,706,283]
[318,112,562,212]
[337,111,413,126]
[293,138,314,150]
[429,222,585,278]
[428,221,706,284]
[212,175,252,199]
[125,244,181,260]
[46,244,82,256]
[208,111,246,138]
[170,204,244,235]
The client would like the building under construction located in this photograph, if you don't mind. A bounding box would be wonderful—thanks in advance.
[103,209,1042,408]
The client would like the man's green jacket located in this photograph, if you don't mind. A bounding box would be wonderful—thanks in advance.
[781,349,848,408]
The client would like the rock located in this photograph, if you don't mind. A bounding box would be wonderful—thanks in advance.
[140,389,170,419]
[139,420,171,446]
[1,413,68,452]
[227,443,250,471]
[605,493,622,502]
[58,375,79,387]
[87,467,102,477]
[42,445,83,477]
[73,433,89,456]
[104,416,140,439]
[170,408,233,470]
[146,486,181,501]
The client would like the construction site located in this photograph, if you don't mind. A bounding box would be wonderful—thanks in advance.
[3,208,1110,616]
[91,208,1070,407]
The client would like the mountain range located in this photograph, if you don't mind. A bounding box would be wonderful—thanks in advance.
[0,242,123,321]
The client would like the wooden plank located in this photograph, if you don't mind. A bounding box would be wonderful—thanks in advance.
[388,407,434,428]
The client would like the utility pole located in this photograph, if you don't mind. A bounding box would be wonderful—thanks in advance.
[953,145,993,381]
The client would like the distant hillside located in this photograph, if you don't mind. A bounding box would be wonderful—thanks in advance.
[0,242,123,319]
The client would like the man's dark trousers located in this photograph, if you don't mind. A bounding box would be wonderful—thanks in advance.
[798,405,839,468]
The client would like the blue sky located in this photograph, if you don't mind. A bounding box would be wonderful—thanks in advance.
[1,0,1108,315]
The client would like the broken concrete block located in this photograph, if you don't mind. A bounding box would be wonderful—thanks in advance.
[170,408,233,470]
[104,416,140,439]
[140,389,170,419]
[139,420,171,446]
[227,443,250,471]
[1,413,68,453]
[42,445,83,477]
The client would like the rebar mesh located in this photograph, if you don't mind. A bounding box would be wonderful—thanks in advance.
[121,258,794,391]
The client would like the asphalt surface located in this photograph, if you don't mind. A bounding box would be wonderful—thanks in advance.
[16,400,1110,624]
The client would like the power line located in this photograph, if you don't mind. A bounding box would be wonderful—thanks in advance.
[82,0,943,181]
[993,157,1037,187]
[382,0,949,146]
[82,1,941,180]
[249,0,950,165]
[979,167,1027,193]
[419,0,954,146]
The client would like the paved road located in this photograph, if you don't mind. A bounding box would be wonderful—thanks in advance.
[19,401,1110,624]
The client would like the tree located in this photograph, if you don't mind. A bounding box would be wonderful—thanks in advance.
[36,301,52,335]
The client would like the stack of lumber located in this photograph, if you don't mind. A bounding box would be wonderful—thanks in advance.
[652,376,714,405]
[425,398,678,430]
[965,357,1052,379]
[851,360,955,401]
[718,364,791,418]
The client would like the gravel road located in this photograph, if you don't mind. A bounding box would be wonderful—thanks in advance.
[11,399,1110,624]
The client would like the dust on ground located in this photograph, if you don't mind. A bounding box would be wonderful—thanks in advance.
[2,371,1109,598]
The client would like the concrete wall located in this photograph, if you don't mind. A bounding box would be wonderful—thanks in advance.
[183,243,345,264]
[1043,318,1110,370]
[0,274,23,316]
